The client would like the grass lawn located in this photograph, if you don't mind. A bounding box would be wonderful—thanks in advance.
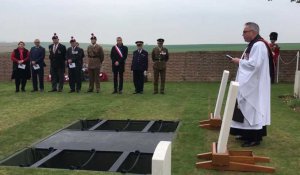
[0,82,299,175]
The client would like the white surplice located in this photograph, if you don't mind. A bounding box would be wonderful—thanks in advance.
[231,41,271,130]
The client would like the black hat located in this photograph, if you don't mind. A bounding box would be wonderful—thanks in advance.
[269,32,278,41]
[70,36,76,43]
[90,33,97,40]
[135,41,144,45]
[157,38,164,43]
[52,33,58,40]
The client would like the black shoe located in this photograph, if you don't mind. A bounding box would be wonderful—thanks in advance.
[160,92,165,94]
[118,91,122,94]
[86,90,93,93]
[69,90,75,93]
[112,91,118,94]
[48,89,57,92]
[241,141,260,147]
[21,89,25,92]
[15,89,19,93]
[235,136,246,141]
[31,90,38,92]
[76,90,80,93]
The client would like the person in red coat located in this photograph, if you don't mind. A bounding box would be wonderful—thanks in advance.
[11,41,31,92]
[269,32,280,66]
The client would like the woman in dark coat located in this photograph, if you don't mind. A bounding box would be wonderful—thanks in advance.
[11,41,31,92]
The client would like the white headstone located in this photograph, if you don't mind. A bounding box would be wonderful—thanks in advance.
[294,71,300,98]
[152,141,172,175]
[214,70,230,118]
[217,81,239,153]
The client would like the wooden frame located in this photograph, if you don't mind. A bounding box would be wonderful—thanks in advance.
[199,113,221,130]
[196,142,275,173]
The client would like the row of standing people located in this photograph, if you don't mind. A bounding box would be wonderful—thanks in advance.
[10,33,169,94]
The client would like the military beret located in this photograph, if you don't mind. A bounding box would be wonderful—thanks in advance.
[269,32,278,41]
[135,41,144,45]
[157,38,164,42]
[70,36,76,43]
[52,33,58,40]
[90,33,97,40]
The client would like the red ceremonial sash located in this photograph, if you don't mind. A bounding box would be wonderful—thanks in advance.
[115,45,123,58]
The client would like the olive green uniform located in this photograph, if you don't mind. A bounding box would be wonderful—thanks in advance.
[152,46,169,93]
[87,44,104,92]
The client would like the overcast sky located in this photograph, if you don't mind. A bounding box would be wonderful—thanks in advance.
[1,0,300,44]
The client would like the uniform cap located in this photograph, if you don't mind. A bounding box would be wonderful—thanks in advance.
[52,33,58,40]
[70,36,76,43]
[269,32,278,41]
[135,41,144,45]
[90,33,97,40]
[157,38,164,43]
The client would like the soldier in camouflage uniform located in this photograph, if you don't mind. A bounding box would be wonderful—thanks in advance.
[151,38,169,94]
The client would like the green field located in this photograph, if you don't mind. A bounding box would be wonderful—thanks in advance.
[1,42,300,53]
[0,82,299,175]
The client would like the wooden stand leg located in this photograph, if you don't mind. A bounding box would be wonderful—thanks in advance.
[199,113,222,130]
[196,142,275,173]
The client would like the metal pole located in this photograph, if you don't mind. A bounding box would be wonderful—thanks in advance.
[296,51,299,71]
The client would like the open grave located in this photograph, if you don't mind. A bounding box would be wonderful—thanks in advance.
[0,119,180,174]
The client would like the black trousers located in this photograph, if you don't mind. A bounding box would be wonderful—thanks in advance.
[113,71,124,92]
[32,68,44,90]
[230,127,267,142]
[230,103,267,142]
[14,68,28,91]
[68,67,82,91]
[51,67,64,91]
[15,78,27,91]
[133,70,144,93]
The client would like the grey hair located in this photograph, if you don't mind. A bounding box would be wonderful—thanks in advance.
[245,22,260,33]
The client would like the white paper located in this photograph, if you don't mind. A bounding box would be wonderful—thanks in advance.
[69,63,76,68]
[18,64,26,69]
[33,64,40,70]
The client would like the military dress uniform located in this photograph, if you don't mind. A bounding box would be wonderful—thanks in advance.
[152,38,169,94]
[66,37,85,92]
[87,34,104,93]
[49,33,67,92]
[269,32,280,84]
[131,41,148,94]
